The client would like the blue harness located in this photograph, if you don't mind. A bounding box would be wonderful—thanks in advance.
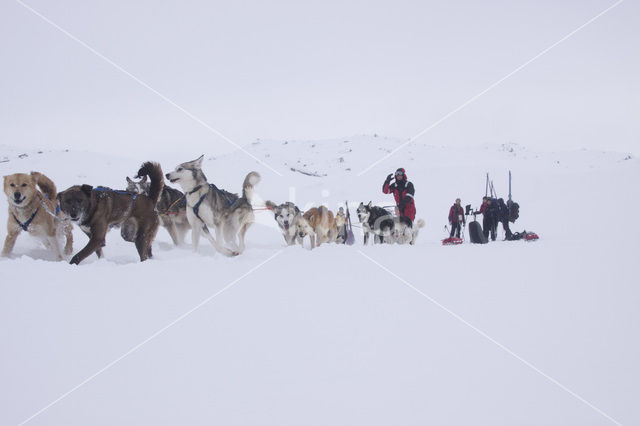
[13,210,38,231]
[13,194,63,231]
[94,187,137,208]
[191,184,238,222]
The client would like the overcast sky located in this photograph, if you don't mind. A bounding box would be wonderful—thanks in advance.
[1,0,638,157]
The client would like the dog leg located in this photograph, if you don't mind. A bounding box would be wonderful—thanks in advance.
[191,223,202,252]
[309,233,315,250]
[223,222,240,252]
[216,224,237,256]
[238,222,251,253]
[63,221,73,255]
[177,224,188,245]
[81,228,103,258]
[203,224,236,256]
[2,227,20,257]
[47,234,63,261]
[166,222,180,246]
[71,225,107,265]
[45,226,64,261]
[135,232,153,262]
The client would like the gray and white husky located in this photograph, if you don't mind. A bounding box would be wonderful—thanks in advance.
[165,155,260,256]
[357,201,425,245]
[265,200,304,246]
[126,175,191,246]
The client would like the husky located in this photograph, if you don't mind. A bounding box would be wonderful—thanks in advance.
[126,175,191,246]
[58,162,163,265]
[357,201,426,245]
[357,201,394,244]
[265,200,304,246]
[297,206,337,249]
[392,216,426,245]
[166,155,260,256]
[3,171,73,260]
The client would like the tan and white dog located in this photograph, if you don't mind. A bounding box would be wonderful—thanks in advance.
[297,206,338,249]
[3,172,73,260]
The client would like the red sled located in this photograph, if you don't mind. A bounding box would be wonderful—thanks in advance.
[442,237,463,245]
[523,232,539,241]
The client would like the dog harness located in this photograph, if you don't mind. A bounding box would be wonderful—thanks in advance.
[39,195,61,218]
[191,184,238,223]
[13,209,38,231]
[94,187,137,209]
[159,194,186,216]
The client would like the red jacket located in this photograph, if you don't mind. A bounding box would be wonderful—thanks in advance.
[383,176,416,221]
[479,200,489,215]
[448,204,465,224]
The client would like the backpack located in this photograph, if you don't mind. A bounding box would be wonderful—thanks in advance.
[507,200,519,223]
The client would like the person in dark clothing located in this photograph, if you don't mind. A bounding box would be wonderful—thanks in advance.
[448,198,465,238]
[382,168,415,221]
[479,197,495,240]
[494,198,514,241]
[481,197,513,241]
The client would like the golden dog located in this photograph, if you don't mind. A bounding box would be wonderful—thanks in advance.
[3,172,73,260]
[297,206,338,249]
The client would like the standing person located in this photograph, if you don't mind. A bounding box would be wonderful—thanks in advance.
[479,197,496,240]
[382,168,415,221]
[494,198,514,241]
[448,198,465,238]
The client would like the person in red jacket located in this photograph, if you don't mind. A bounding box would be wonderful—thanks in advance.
[448,198,465,238]
[382,168,415,221]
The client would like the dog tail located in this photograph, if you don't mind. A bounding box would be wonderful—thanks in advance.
[415,218,426,229]
[30,172,57,200]
[136,162,164,205]
[242,171,261,203]
[265,200,277,210]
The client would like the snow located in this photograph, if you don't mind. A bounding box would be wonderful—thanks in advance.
[1,136,639,425]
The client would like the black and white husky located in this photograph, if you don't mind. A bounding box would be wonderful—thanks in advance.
[357,202,394,244]
[165,155,260,256]
[356,201,425,245]
[265,200,304,246]
[126,175,191,246]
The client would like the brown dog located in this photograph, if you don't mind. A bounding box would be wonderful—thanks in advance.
[298,206,338,249]
[57,162,164,265]
[3,172,73,260]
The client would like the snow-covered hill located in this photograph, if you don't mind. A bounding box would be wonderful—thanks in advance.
[1,136,638,425]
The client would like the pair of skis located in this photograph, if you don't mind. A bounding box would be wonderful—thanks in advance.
[485,170,513,201]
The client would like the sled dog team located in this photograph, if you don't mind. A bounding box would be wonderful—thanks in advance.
[3,156,423,264]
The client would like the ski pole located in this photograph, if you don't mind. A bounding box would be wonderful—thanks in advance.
[485,173,489,197]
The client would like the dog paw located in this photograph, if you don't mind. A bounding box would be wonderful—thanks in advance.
[230,251,240,257]
[69,255,81,265]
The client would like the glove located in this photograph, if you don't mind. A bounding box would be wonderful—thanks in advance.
[385,173,393,182]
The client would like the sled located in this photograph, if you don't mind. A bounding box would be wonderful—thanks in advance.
[442,237,463,245]
[510,231,539,241]
[345,201,356,245]
[468,220,487,244]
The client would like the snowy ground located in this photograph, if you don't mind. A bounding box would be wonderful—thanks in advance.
[1,136,639,425]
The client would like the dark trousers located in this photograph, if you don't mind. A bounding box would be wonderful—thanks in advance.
[482,216,496,240]
[501,220,513,240]
[450,222,462,238]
